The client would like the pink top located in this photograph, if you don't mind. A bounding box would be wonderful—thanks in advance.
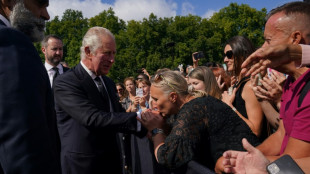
[300,44,310,67]
[279,68,310,154]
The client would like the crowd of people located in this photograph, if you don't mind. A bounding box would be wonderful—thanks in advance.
[1,0,310,174]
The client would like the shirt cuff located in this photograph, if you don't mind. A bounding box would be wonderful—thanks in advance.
[136,111,141,132]
[300,44,310,67]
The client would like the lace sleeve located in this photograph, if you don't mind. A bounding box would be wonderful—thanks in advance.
[156,100,208,169]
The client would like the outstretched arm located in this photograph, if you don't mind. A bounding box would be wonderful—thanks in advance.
[241,44,302,76]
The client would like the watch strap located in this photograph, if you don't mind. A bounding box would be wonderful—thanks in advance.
[151,128,165,136]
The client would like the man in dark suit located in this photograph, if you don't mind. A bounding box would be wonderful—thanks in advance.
[41,34,69,87]
[54,27,141,174]
[0,0,61,174]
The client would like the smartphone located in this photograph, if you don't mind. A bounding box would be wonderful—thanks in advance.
[228,86,233,95]
[256,73,262,86]
[193,51,204,60]
[267,155,304,174]
[136,88,143,97]
[267,68,272,79]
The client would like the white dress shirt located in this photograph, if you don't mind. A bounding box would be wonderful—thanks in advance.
[0,14,11,27]
[45,62,64,87]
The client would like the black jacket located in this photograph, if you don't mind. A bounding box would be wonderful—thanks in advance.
[54,63,138,174]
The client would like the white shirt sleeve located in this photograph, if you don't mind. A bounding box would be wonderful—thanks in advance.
[300,44,310,67]
[136,112,141,131]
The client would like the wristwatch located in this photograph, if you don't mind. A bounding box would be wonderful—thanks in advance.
[151,128,165,136]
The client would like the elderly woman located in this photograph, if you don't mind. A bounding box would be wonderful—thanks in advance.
[138,71,260,172]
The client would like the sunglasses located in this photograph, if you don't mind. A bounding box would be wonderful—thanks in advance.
[117,88,124,92]
[154,73,176,91]
[224,50,233,59]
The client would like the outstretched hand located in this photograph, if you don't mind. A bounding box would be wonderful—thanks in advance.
[241,44,302,77]
[223,138,269,174]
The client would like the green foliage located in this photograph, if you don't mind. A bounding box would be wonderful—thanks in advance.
[89,8,126,34]
[36,3,267,82]
[43,9,88,67]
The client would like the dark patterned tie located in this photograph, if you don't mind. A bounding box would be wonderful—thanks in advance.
[94,77,111,110]
[52,67,59,86]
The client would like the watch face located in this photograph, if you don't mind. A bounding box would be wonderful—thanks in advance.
[152,128,164,136]
[152,128,159,135]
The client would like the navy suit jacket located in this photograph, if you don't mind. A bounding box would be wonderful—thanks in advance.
[0,21,61,173]
[54,63,138,174]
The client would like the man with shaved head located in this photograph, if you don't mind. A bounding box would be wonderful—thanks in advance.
[221,1,310,173]
[0,0,61,173]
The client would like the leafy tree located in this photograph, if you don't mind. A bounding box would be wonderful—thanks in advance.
[89,8,126,35]
[36,3,266,82]
[40,9,88,67]
[208,3,266,63]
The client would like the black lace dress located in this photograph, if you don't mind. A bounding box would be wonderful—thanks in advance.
[157,96,260,170]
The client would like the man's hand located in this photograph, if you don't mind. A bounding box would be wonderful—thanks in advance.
[241,44,302,77]
[223,138,270,174]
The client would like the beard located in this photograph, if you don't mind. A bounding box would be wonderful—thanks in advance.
[9,2,46,42]
[46,54,62,66]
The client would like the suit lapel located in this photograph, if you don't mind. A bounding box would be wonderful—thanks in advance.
[75,63,108,110]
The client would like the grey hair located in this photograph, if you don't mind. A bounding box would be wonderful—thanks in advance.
[80,27,115,59]
[152,71,207,98]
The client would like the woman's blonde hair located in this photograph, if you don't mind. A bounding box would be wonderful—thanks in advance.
[152,71,207,98]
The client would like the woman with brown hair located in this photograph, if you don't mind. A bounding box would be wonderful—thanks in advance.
[187,66,222,99]
[116,82,127,102]
[122,77,138,112]
[222,36,268,141]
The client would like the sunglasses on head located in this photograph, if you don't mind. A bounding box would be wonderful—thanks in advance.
[154,73,176,91]
[224,50,233,59]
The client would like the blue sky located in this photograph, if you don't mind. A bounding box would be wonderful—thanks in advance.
[177,0,301,17]
[48,0,302,21]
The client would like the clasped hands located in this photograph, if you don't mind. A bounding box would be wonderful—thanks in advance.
[137,109,165,132]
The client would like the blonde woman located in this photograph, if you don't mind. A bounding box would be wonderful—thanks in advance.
[138,71,260,172]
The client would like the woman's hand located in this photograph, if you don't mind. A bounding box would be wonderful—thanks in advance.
[127,102,138,112]
[142,68,151,79]
[192,52,199,68]
[231,76,237,87]
[133,96,141,106]
[216,75,225,91]
[269,69,286,86]
[222,88,237,108]
[250,73,284,104]
[139,96,147,108]
[137,110,165,131]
